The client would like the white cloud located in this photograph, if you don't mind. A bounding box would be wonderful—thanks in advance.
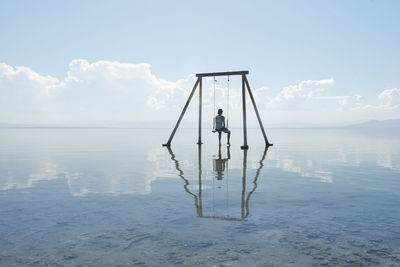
[0,60,398,125]
[266,77,335,109]
[350,88,400,112]
[0,63,60,90]
[147,74,196,110]
[251,77,399,123]
[249,77,349,123]
[334,94,364,112]
[378,88,400,109]
[0,60,195,124]
[0,63,60,105]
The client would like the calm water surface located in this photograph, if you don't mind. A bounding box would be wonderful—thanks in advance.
[0,128,400,266]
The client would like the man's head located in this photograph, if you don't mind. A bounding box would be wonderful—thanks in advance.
[218,109,223,115]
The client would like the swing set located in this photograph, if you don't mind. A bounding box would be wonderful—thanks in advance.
[163,71,272,149]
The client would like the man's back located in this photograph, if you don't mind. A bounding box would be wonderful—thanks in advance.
[215,115,224,130]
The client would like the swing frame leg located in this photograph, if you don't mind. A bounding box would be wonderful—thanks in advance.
[241,74,249,150]
[197,77,203,145]
[163,77,201,147]
[244,76,273,147]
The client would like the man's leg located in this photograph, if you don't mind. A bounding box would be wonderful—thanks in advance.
[227,130,231,145]
[218,132,222,146]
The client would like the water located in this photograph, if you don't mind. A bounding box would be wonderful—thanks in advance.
[0,128,400,266]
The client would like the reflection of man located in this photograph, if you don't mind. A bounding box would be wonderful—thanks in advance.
[213,146,231,180]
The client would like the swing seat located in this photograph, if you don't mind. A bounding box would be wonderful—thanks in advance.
[212,128,227,133]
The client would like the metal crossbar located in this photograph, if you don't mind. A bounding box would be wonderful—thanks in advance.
[196,70,248,77]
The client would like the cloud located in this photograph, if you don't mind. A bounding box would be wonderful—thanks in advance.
[334,94,364,112]
[378,88,400,109]
[266,78,335,109]
[249,77,350,123]
[350,88,400,111]
[0,63,60,108]
[62,59,196,115]
[0,60,195,124]
[0,62,60,91]
[0,60,398,125]
[147,74,196,110]
[254,77,399,123]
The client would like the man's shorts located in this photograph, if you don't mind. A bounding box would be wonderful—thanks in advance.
[216,127,230,133]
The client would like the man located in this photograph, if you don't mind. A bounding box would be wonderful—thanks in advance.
[213,109,231,146]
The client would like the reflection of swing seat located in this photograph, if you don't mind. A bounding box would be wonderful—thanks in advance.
[213,159,226,172]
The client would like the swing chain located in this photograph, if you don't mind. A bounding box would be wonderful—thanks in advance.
[227,75,230,128]
[212,74,230,129]
[213,76,216,122]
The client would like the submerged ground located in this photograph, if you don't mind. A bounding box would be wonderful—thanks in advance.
[0,128,399,266]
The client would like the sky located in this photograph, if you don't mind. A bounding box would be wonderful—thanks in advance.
[0,0,399,126]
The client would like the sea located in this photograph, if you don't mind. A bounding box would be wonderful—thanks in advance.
[0,127,399,266]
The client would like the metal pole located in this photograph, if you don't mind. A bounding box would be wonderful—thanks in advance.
[197,77,203,144]
[244,76,272,146]
[163,77,200,146]
[241,75,249,149]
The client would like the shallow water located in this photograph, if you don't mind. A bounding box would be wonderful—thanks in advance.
[0,128,400,266]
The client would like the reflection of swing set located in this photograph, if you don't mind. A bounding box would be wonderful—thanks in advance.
[163,71,273,149]
[166,146,269,221]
